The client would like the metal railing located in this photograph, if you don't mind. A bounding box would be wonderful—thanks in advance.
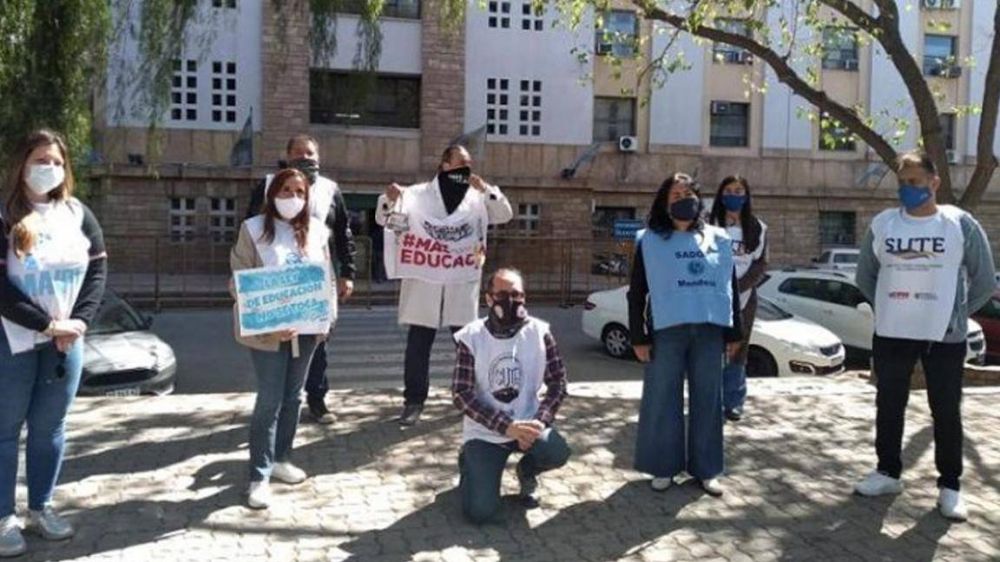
[104,233,635,309]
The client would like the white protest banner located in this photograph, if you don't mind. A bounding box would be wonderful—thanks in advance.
[384,204,487,284]
[234,263,332,337]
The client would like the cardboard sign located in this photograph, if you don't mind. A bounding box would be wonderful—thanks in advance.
[235,263,332,337]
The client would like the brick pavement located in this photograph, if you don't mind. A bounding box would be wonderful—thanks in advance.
[11,375,1000,561]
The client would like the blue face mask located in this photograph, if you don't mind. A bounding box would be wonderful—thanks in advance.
[721,194,746,212]
[898,184,932,210]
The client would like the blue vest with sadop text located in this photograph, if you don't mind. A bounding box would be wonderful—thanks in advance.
[638,226,735,331]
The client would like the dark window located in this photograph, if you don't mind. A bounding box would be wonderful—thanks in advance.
[310,70,421,128]
[593,97,635,142]
[592,206,636,238]
[487,1,511,28]
[595,10,638,58]
[819,211,856,246]
[710,101,749,147]
[941,113,956,150]
[712,19,752,64]
[778,278,823,300]
[924,34,960,77]
[819,112,856,151]
[822,27,859,70]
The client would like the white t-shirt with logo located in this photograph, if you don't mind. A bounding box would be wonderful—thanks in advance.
[2,199,92,354]
[726,220,767,310]
[454,317,550,444]
[870,206,965,341]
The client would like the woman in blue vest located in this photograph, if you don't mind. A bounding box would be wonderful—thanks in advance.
[628,173,742,497]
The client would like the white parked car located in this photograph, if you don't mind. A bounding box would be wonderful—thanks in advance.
[756,268,986,364]
[812,248,860,272]
[581,287,846,377]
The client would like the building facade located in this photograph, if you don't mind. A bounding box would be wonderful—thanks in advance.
[92,0,1000,290]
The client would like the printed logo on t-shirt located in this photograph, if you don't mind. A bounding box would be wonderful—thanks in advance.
[687,260,706,277]
[488,353,523,404]
[884,237,946,260]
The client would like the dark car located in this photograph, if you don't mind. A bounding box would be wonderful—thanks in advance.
[972,291,1000,364]
[80,291,177,396]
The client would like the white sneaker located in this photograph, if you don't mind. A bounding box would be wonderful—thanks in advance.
[271,462,307,485]
[938,488,968,522]
[0,516,26,558]
[26,506,74,540]
[701,478,724,497]
[854,471,904,497]
[650,477,673,491]
[247,481,272,509]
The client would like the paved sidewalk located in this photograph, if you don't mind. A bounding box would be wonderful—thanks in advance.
[13,376,1000,561]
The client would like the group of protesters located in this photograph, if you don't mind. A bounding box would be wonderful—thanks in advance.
[0,127,992,556]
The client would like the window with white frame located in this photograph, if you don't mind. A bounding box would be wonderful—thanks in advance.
[595,10,638,58]
[516,203,541,233]
[209,198,237,243]
[170,59,198,122]
[712,19,752,64]
[520,1,544,31]
[822,27,859,70]
[169,197,196,242]
[211,61,238,124]
[518,80,542,137]
[923,34,960,77]
[486,78,510,136]
[487,1,512,28]
[593,97,635,142]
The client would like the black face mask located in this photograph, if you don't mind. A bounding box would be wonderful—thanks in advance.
[669,197,700,222]
[438,166,471,190]
[289,158,320,185]
[487,295,528,337]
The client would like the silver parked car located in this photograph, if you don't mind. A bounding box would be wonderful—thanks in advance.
[80,291,177,396]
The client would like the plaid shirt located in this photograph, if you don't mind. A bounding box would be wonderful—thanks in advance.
[451,329,568,436]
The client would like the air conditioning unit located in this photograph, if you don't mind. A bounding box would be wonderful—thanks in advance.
[843,59,859,71]
[946,149,960,164]
[618,135,638,152]
[711,101,730,114]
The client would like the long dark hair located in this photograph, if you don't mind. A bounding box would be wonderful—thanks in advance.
[709,175,762,253]
[3,129,76,258]
[646,173,704,236]
[260,168,311,249]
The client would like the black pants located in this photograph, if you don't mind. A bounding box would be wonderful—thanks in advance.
[404,325,459,406]
[873,334,965,491]
[304,339,329,405]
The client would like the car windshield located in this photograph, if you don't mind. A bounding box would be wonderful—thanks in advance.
[756,297,793,321]
[89,292,147,335]
[834,253,859,264]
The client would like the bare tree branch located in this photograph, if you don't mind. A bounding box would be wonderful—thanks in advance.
[960,5,1000,209]
[635,2,899,166]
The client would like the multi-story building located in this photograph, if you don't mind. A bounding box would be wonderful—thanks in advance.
[92,0,1000,293]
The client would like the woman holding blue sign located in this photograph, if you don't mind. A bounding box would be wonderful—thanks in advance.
[230,168,335,510]
[0,130,107,556]
[628,173,742,498]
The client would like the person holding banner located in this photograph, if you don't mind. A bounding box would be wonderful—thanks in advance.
[377,145,513,426]
[628,174,742,498]
[246,134,356,425]
[0,130,107,556]
[231,168,337,510]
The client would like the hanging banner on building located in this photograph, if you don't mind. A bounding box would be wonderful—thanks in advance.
[235,263,332,337]
[384,205,488,284]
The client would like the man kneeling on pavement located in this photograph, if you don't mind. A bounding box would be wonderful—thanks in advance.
[451,268,571,524]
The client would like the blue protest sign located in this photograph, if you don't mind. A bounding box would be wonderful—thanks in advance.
[234,263,332,336]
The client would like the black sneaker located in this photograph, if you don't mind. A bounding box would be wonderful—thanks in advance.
[516,460,538,500]
[724,407,743,422]
[307,399,336,425]
[398,404,424,427]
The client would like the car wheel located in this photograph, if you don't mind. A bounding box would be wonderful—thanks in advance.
[602,323,632,359]
[746,346,778,378]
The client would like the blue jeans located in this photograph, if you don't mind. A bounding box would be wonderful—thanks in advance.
[634,324,724,481]
[0,328,83,517]
[458,428,571,524]
[248,337,319,482]
[722,361,747,412]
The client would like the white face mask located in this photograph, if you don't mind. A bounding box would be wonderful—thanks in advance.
[25,164,66,195]
[275,196,306,220]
